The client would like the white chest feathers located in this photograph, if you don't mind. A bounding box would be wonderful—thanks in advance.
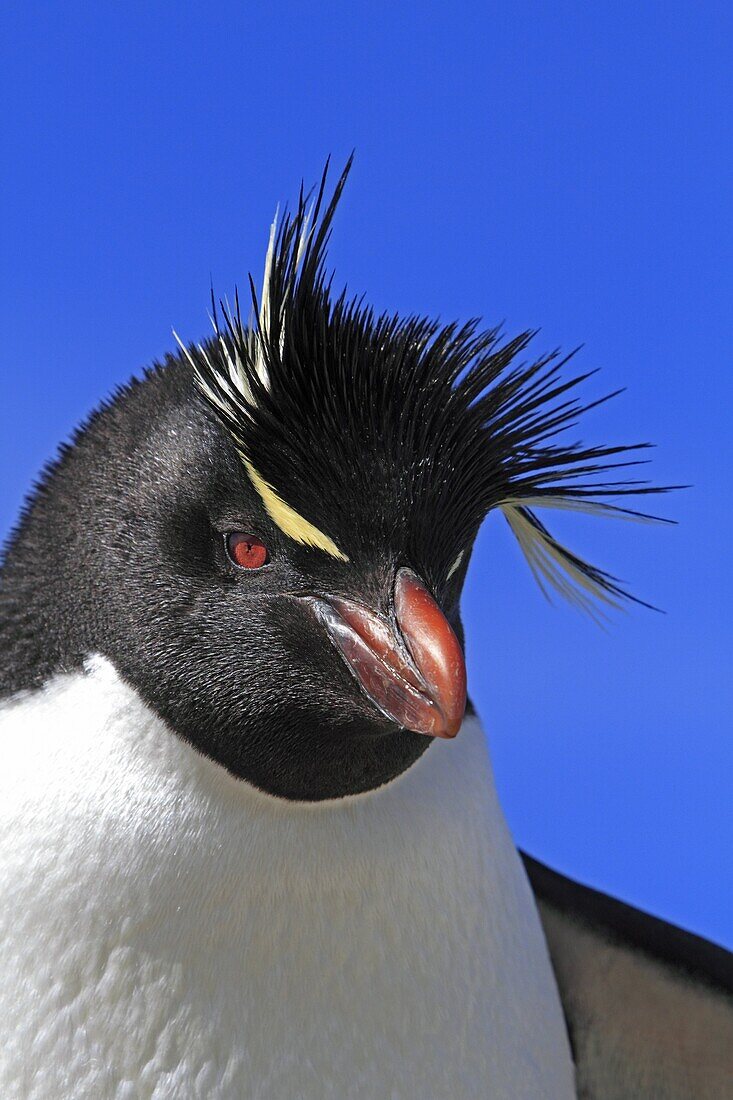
[0,658,575,1100]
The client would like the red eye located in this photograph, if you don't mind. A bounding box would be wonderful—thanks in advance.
[226,532,270,570]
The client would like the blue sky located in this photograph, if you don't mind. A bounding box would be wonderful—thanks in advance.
[1,2,731,946]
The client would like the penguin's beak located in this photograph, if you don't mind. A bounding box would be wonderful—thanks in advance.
[311,568,467,738]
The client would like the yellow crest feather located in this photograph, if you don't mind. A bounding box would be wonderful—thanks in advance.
[243,460,349,562]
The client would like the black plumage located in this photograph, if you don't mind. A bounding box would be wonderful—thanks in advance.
[181,156,673,615]
[0,156,676,801]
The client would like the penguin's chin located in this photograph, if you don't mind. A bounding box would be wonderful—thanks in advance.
[230,723,434,804]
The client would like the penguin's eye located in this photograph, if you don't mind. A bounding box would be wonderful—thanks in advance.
[225,532,270,570]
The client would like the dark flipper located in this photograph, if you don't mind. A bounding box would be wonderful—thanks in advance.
[522,854,733,1099]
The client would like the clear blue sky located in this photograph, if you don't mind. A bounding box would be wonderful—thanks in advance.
[1,2,731,946]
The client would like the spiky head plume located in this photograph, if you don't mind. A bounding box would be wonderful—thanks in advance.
[175,157,673,620]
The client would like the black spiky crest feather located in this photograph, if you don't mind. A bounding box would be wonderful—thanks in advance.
[176,156,673,619]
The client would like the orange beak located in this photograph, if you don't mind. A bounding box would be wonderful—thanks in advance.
[313,568,467,738]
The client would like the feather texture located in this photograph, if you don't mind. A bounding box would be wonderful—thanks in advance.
[175,158,676,614]
[243,459,348,561]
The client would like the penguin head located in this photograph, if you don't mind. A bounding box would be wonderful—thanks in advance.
[0,159,671,801]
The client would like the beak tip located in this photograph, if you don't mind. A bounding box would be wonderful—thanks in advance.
[437,704,466,739]
[435,726,460,741]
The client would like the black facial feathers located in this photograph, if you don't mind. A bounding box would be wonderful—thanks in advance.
[180,157,674,616]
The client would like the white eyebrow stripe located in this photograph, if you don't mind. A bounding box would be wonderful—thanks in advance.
[446,550,465,582]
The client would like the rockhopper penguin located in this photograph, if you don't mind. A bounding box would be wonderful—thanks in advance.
[1,160,731,1099]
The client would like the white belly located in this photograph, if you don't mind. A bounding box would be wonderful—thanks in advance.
[0,658,576,1099]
